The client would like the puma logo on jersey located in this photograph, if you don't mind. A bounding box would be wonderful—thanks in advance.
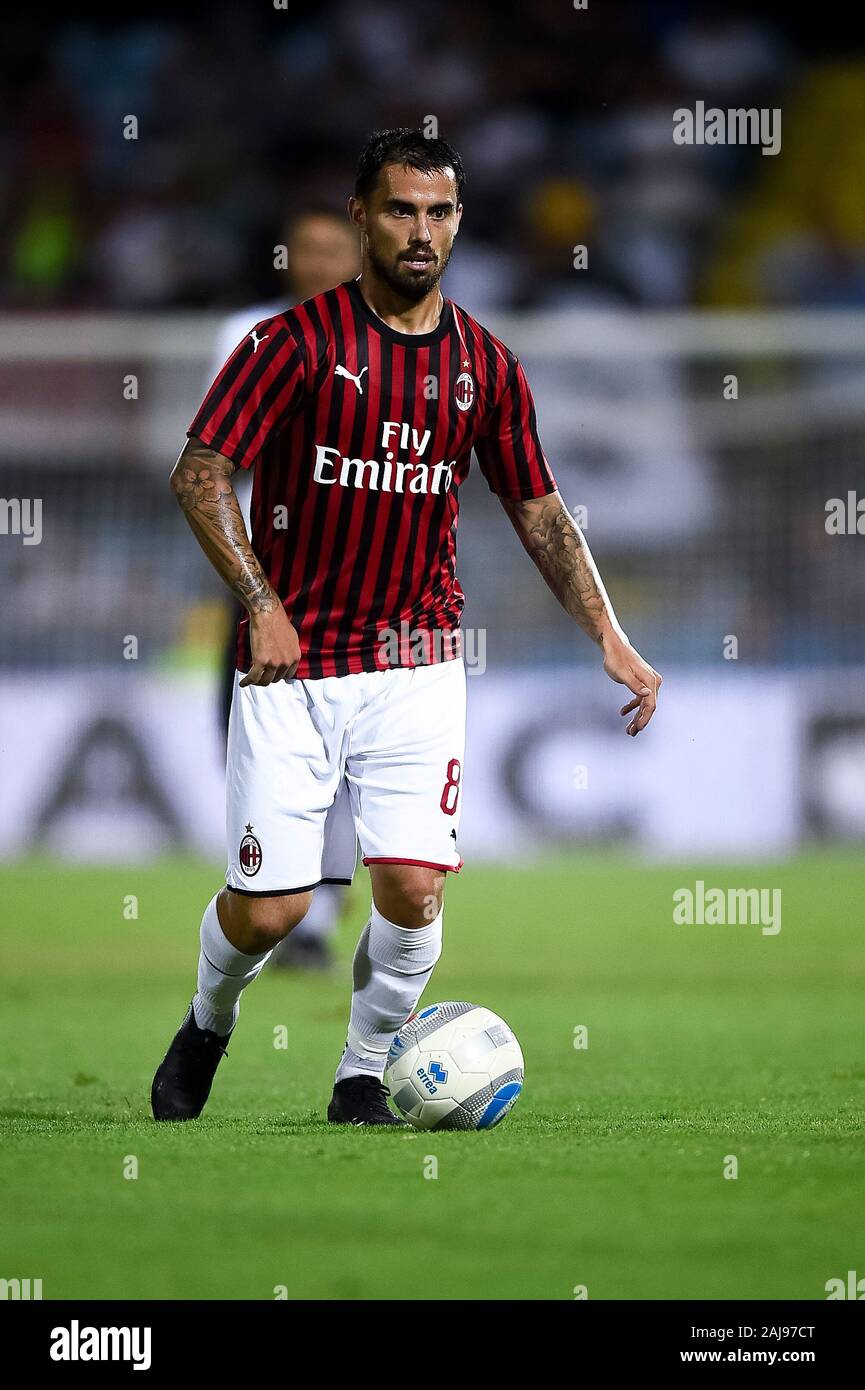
[335,364,368,395]
[249,330,269,353]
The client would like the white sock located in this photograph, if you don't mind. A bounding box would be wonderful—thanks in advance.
[336,902,443,1082]
[192,894,272,1037]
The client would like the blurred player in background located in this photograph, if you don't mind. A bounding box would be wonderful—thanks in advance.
[211,209,359,970]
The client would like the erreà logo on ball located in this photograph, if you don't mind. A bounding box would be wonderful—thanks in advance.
[313,421,456,495]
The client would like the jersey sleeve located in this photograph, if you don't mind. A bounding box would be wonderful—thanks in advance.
[187,316,306,470]
[474,355,558,501]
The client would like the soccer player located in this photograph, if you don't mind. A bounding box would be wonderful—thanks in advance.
[151,129,662,1127]
[211,209,359,971]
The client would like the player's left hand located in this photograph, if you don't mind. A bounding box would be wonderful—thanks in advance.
[601,633,663,736]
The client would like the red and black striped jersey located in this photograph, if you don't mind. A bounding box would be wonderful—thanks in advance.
[188,277,558,678]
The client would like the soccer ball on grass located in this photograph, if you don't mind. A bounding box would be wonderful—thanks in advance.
[385,1002,524,1131]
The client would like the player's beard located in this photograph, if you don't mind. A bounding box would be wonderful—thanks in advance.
[367,236,452,303]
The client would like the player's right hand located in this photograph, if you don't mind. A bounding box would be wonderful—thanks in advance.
[241,607,302,686]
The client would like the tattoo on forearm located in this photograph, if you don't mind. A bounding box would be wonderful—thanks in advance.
[504,494,612,642]
[171,440,278,614]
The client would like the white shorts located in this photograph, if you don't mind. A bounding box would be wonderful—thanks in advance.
[225,659,466,895]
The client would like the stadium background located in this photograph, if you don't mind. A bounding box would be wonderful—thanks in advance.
[1,1,864,1303]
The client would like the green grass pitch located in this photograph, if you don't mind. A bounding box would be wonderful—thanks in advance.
[1,851,863,1301]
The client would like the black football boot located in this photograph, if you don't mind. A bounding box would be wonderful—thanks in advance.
[327,1075,408,1127]
[151,1003,231,1121]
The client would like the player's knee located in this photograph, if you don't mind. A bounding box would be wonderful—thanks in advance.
[219,887,313,951]
[370,865,445,928]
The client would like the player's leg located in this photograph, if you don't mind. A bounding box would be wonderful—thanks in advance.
[341,862,447,1083]
[194,886,313,1030]
[328,660,465,1126]
[327,863,446,1126]
[151,888,311,1122]
[152,672,353,1121]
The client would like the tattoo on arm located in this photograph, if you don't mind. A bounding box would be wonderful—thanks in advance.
[502,492,619,644]
[170,437,278,614]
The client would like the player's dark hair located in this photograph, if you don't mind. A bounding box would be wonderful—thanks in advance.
[355,128,465,204]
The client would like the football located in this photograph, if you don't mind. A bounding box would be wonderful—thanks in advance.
[384,1002,524,1130]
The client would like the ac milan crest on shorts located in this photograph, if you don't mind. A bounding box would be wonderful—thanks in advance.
[238,830,262,877]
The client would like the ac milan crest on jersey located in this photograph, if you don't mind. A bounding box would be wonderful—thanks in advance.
[454,371,475,411]
[239,830,262,877]
[189,278,557,679]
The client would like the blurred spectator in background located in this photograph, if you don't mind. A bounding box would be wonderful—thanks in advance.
[208,208,359,370]
[4,2,860,313]
[208,206,359,970]
[702,62,865,307]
